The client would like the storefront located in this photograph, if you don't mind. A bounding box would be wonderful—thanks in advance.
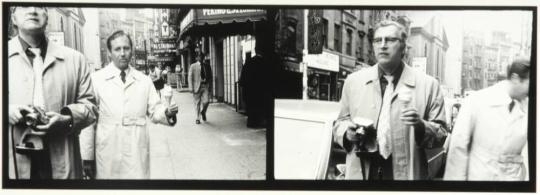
[304,51,340,101]
[152,37,178,87]
[179,9,268,109]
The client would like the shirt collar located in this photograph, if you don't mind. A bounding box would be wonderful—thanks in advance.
[485,81,514,107]
[18,36,47,58]
[105,62,136,80]
[377,62,404,84]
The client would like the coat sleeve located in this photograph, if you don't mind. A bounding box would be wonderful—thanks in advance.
[188,64,193,91]
[332,77,355,152]
[146,78,172,126]
[443,97,475,180]
[79,73,99,161]
[415,79,449,149]
[60,53,98,135]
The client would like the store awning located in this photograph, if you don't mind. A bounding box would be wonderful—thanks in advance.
[195,9,266,25]
[180,9,267,38]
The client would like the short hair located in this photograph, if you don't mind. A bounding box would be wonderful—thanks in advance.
[106,30,133,51]
[373,20,408,44]
[507,58,530,80]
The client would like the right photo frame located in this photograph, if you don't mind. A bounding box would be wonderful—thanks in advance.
[273,8,534,185]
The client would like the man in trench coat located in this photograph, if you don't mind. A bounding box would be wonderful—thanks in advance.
[8,6,97,179]
[81,30,178,179]
[444,58,530,181]
[332,20,448,180]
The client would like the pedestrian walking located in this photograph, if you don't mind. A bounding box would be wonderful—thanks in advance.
[8,6,97,179]
[332,20,448,180]
[81,30,178,179]
[444,58,530,181]
[175,63,183,91]
[188,52,212,124]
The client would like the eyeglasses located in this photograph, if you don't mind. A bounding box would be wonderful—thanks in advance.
[373,37,401,46]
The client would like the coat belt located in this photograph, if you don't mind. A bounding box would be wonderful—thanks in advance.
[471,146,523,164]
[98,116,147,126]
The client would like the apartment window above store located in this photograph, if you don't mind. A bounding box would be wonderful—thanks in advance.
[357,31,364,60]
[334,24,341,53]
[322,18,328,49]
[346,29,352,56]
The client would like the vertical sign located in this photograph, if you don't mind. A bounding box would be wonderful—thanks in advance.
[308,10,324,54]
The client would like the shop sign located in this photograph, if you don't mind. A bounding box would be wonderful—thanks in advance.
[304,51,339,72]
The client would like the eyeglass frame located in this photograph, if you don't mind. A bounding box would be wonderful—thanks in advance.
[372,37,402,46]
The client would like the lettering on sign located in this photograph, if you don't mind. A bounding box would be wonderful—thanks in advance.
[201,9,264,16]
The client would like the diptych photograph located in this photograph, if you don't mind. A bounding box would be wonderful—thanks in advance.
[2,1,536,192]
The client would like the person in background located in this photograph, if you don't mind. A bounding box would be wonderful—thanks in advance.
[444,58,530,181]
[81,30,178,179]
[149,64,162,90]
[8,6,97,179]
[175,63,183,91]
[188,52,212,124]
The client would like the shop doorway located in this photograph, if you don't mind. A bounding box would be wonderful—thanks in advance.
[214,40,225,102]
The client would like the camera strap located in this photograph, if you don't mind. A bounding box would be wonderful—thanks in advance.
[11,126,19,179]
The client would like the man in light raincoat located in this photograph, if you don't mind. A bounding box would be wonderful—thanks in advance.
[444,58,530,181]
[332,20,448,180]
[8,6,97,179]
[81,30,178,179]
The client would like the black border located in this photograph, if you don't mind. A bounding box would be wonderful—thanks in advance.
[2,1,537,192]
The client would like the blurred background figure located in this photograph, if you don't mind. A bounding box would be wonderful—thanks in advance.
[444,58,530,181]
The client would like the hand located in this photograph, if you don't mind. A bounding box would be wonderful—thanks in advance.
[8,104,33,125]
[343,121,361,142]
[400,107,421,125]
[35,112,72,132]
[82,160,96,180]
[166,103,179,117]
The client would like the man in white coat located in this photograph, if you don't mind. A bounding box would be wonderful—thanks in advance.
[444,58,530,181]
[81,30,178,179]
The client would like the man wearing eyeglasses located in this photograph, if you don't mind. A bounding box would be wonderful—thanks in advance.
[332,20,448,180]
[8,6,97,179]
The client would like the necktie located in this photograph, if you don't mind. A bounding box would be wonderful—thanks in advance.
[378,75,394,159]
[29,48,45,109]
[120,70,126,83]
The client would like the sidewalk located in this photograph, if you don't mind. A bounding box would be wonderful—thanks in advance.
[148,90,266,180]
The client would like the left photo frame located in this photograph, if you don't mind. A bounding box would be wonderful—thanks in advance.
[3,2,269,186]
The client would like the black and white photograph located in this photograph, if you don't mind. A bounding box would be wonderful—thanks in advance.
[5,5,268,180]
[1,0,537,193]
[274,9,533,181]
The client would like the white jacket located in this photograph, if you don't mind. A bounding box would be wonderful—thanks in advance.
[80,64,173,179]
[444,81,528,181]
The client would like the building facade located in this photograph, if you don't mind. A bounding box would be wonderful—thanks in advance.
[276,9,409,102]
[46,8,86,53]
[178,9,268,110]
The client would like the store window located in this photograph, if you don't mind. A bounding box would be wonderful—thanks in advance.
[322,18,328,49]
[334,24,341,53]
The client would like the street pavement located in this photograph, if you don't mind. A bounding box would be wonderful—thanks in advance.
[148,89,266,180]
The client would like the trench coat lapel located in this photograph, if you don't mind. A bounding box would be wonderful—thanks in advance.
[391,63,416,102]
[365,66,382,127]
[124,68,138,89]
[9,37,33,69]
[103,64,124,88]
[43,41,65,73]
